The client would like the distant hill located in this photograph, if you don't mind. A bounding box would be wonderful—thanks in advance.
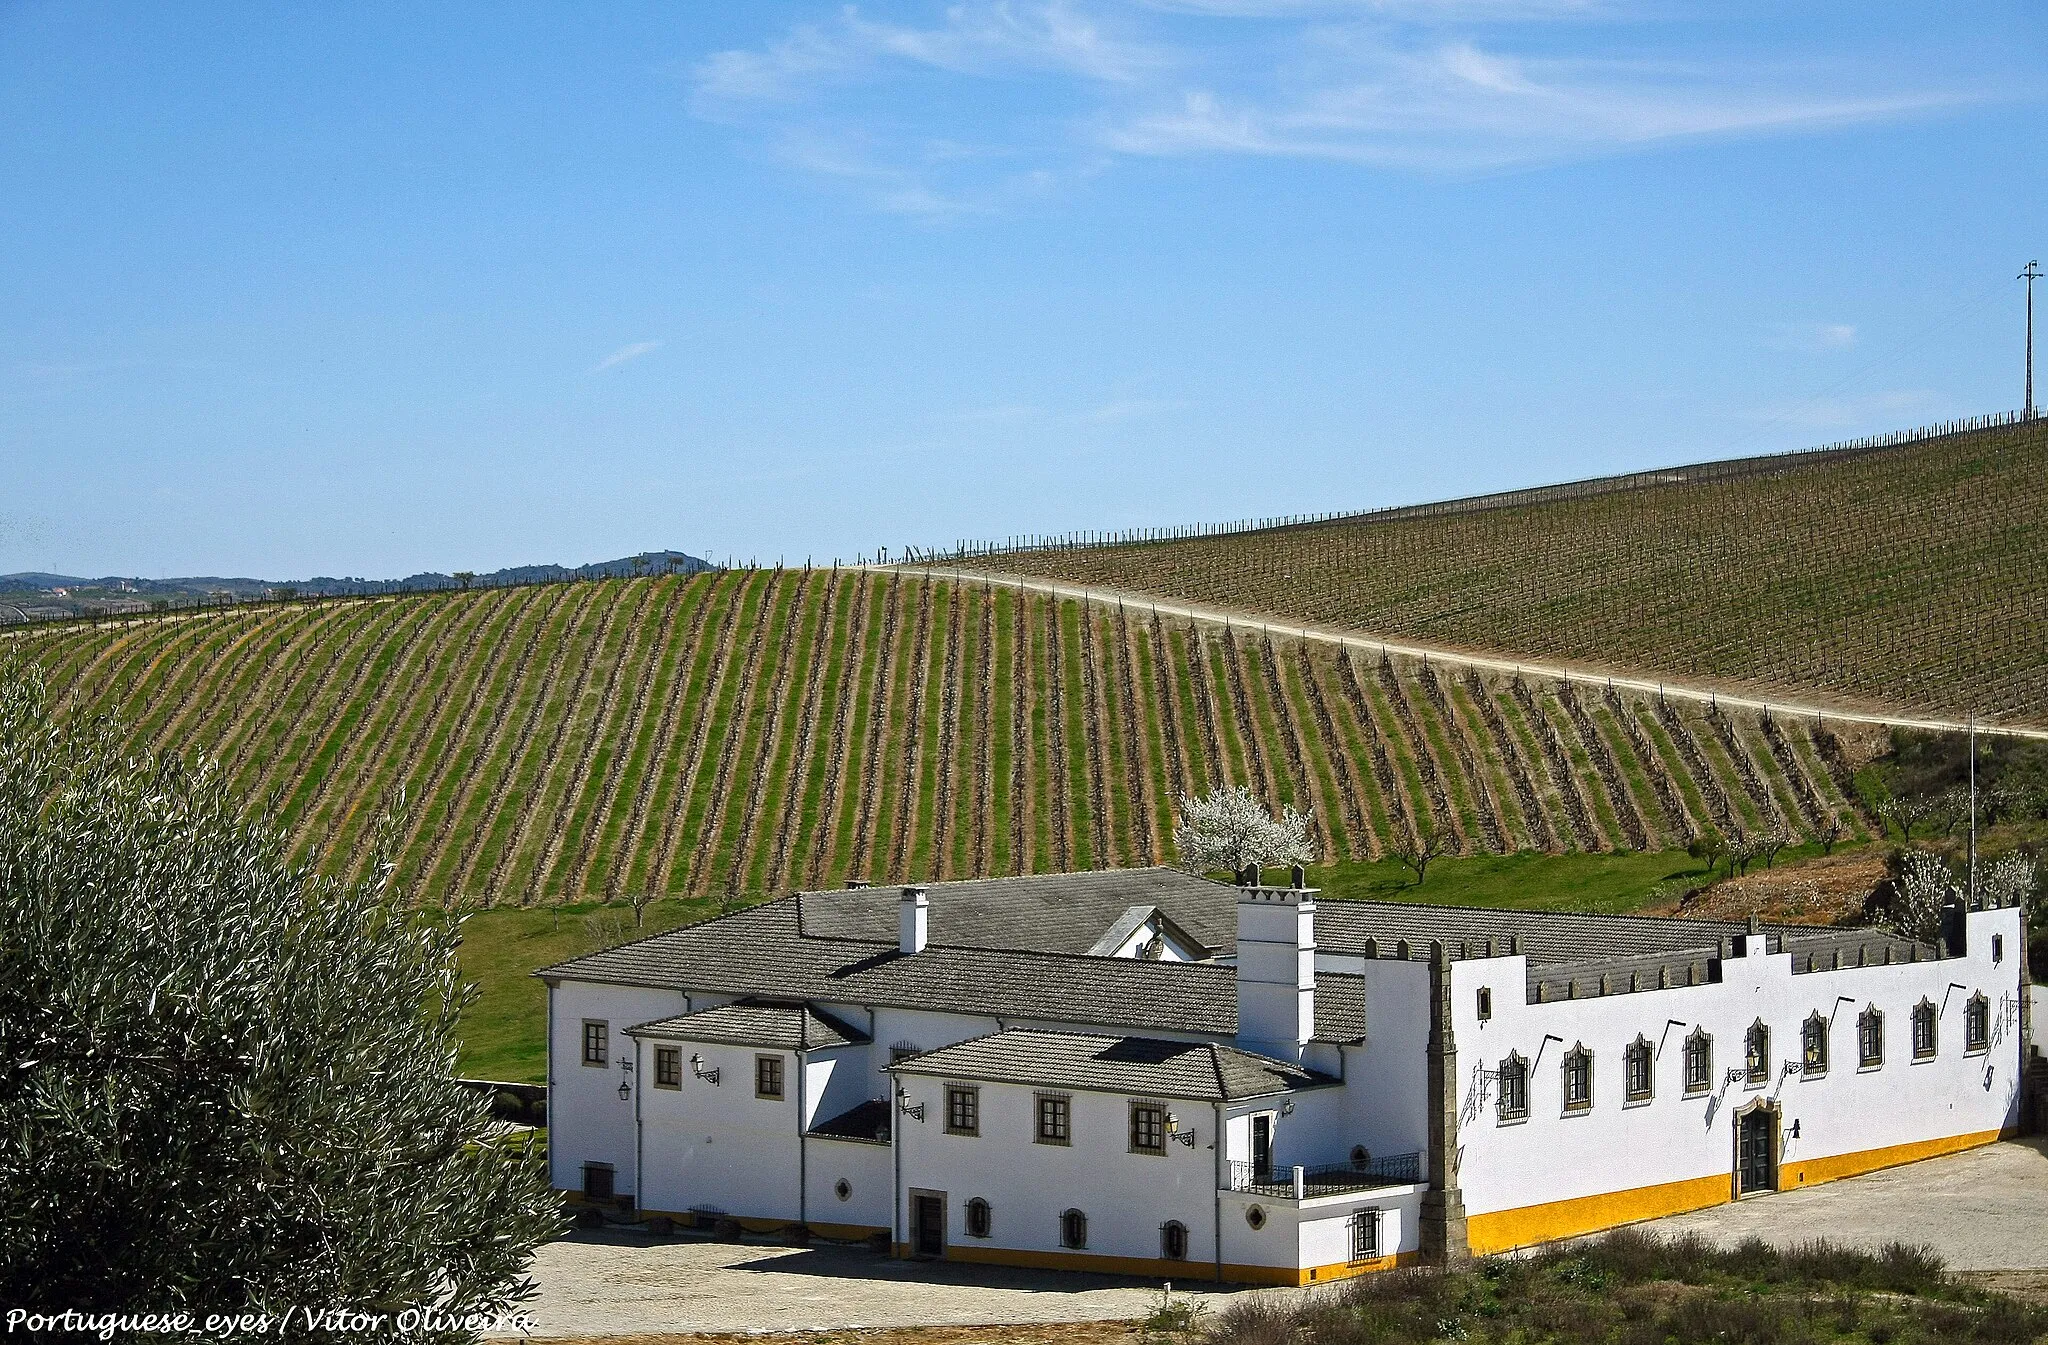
[948,415,2048,725]
[0,550,712,620]
[3,568,1865,906]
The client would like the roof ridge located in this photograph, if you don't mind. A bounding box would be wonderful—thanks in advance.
[533,896,798,978]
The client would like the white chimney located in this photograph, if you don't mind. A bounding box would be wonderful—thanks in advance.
[1234,878,1316,1063]
[899,885,929,955]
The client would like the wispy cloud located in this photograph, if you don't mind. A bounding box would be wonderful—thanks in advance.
[592,341,662,373]
[1747,388,1939,429]
[1767,322,1858,353]
[691,2,1987,212]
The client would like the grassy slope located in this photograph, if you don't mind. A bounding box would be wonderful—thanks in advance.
[11,572,1837,907]
[958,417,2048,723]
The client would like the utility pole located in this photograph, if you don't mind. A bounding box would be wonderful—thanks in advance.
[2025,260,2041,420]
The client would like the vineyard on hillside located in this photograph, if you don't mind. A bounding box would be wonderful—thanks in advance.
[950,418,2048,724]
[7,571,1869,906]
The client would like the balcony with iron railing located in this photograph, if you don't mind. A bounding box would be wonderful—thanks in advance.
[1224,1150,1424,1200]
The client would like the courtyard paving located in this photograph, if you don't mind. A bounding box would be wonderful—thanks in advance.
[506,1137,2048,1338]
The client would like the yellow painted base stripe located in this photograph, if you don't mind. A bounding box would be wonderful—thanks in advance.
[902,1241,1420,1286]
[1780,1127,2000,1188]
[1469,1173,1729,1256]
[1469,1128,2007,1256]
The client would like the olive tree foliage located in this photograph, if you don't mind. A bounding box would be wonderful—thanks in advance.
[1171,784,1317,876]
[0,666,561,1335]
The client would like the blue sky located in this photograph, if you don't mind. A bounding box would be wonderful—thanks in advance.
[3,3,2041,580]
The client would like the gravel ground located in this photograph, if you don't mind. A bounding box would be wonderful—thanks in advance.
[1635,1136,2048,1271]
[504,1234,1259,1339]
[507,1138,2048,1338]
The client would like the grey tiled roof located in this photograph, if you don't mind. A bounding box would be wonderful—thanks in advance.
[797,868,1234,956]
[1313,900,1751,969]
[539,899,1368,1043]
[799,868,1755,969]
[628,999,869,1051]
[890,1029,1336,1101]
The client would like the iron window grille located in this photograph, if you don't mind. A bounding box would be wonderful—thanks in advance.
[1965,994,1990,1053]
[1060,1208,1088,1249]
[1745,1022,1770,1084]
[1562,1046,1593,1113]
[1350,1207,1382,1262]
[1859,1008,1884,1069]
[1912,1000,1937,1059]
[945,1084,980,1136]
[1476,987,1492,1021]
[1802,1014,1829,1077]
[1161,1219,1188,1261]
[1683,1029,1712,1094]
[1624,1037,1653,1103]
[1497,1054,1528,1122]
[755,1054,784,1100]
[654,1045,682,1089]
[1130,1102,1167,1155]
[1035,1092,1072,1146]
[581,1020,609,1067]
[965,1198,992,1238]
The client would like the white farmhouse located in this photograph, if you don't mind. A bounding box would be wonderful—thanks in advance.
[539,867,2029,1284]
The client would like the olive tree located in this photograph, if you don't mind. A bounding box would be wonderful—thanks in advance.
[0,665,561,1335]
[1172,784,1316,877]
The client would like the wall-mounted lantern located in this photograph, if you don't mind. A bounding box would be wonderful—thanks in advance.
[896,1088,925,1123]
[690,1053,721,1086]
[618,1057,634,1102]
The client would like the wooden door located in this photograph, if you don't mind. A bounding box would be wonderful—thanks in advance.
[1737,1109,1776,1195]
[912,1193,945,1258]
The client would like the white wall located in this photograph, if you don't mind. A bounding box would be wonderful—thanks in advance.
[894,1075,1220,1268]
[547,980,688,1199]
[1452,906,2025,1225]
[805,1136,893,1231]
[1351,959,1431,1163]
[637,1036,805,1220]
[1217,1185,1425,1275]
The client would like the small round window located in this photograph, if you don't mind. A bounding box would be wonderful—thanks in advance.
[834,1179,852,1202]
[1245,1205,1267,1231]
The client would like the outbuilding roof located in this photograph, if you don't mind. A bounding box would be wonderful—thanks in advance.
[627,998,869,1052]
[540,899,1369,1043]
[890,1028,1337,1101]
[797,867,1232,956]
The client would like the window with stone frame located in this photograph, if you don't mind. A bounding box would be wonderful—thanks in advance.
[965,1197,992,1238]
[1858,1007,1884,1069]
[1965,993,1990,1053]
[654,1045,682,1089]
[945,1084,980,1136]
[1035,1092,1072,1146]
[1801,1013,1829,1077]
[1624,1036,1654,1103]
[1129,1100,1167,1155]
[1683,1029,1712,1094]
[1350,1207,1382,1262]
[1497,1053,1528,1122]
[755,1053,784,1100]
[581,1019,609,1067]
[1161,1220,1189,1261]
[1562,1045,1593,1113]
[1060,1207,1088,1249]
[1912,999,1938,1059]
[1745,1020,1770,1084]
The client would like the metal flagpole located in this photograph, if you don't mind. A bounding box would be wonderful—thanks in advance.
[1968,717,1977,902]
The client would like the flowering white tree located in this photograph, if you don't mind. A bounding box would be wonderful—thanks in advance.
[1982,852,2038,913]
[1886,849,1957,943]
[1172,785,1316,876]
